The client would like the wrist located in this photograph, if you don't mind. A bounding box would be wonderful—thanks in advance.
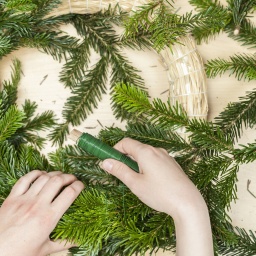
[173,196,209,223]
[170,198,214,256]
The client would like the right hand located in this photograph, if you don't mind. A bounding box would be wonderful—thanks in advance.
[102,138,214,256]
[102,138,204,219]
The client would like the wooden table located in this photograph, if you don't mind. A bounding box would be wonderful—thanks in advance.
[0,1,256,255]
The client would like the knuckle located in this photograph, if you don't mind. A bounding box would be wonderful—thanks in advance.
[50,175,64,185]
[141,145,157,157]
[17,170,42,183]
[65,173,77,181]
[157,147,169,155]
[30,169,42,174]
[1,196,14,208]
[140,145,168,159]
[38,173,50,182]
[121,137,132,144]
[16,175,27,184]
[114,162,127,175]
[64,185,79,198]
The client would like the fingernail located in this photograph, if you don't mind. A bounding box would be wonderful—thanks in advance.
[102,160,113,172]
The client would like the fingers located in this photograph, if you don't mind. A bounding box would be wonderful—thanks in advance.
[9,170,45,197]
[9,171,85,216]
[26,171,62,196]
[102,159,138,189]
[51,180,84,216]
[38,173,79,203]
[113,138,145,162]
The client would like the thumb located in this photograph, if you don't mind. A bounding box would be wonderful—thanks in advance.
[102,159,138,187]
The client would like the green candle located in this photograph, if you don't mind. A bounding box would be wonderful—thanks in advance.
[69,129,139,172]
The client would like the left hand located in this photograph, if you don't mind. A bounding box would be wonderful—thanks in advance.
[0,170,84,256]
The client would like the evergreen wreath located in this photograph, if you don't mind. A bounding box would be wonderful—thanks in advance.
[1,0,256,256]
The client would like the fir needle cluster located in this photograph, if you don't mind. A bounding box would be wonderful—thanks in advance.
[189,0,256,81]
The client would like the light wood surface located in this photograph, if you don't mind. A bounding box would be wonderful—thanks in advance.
[0,1,256,255]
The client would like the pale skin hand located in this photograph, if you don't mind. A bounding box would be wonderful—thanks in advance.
[0,170,84,256]
[102,138,214,256]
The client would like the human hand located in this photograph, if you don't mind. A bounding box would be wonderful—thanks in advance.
[0,170,84,256]
[102,138,214,256]
[101,138,203,218]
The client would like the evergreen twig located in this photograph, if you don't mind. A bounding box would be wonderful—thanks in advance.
[206,54,256,81]
[215,90,256,142]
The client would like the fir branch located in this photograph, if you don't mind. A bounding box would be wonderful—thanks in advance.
[99,122,192,154]
[99,127,127,146]
[49,145,110,185]
[6,58,21,88]
[71,14,120,53]
[218,227,256,255]
[109,50,144,89]
[50,145,99,169]
[188,119,233,150]
[216,164,239,208]
[233,141,256,163]
[227,0,256,31]
[124,1,194,52]
[0,11,36,38]
[21,99,37,120]
[7,100,56,149]
[53,185,168,256]
[23,111,56,133]
[0,142,19,202]
[119,30,152,51]
[31,0,62,18]
[112,83,189,129]
[0,142,51,205]
[20,33,78,62]
[226,18,256,48]
[52,188,122,254]
[110,52,145,121]
[83,4,128,26]
[71,13,144,88]
[0,105,25,142]
[71,165,114,186]
[189,0,221,11]
[0,59,21,109]
[51,57,109,146]
[205,54,256,81]
[190,5,231,44]
[59,40,91,89]
[215,90,256,141]
[113,215,174,255]
[0,60,55,148]
[16,144,52,172]
[4,0,37,12]
[0,9,78,60]
[48,144,73,173]
[149,10,193,51]
[0,35,13,57]
[189,0,256,47]
[21,100,56,132]
[36,14,74,29]
[124,0,166,38]
[49,122,69,146]
[191,154,233,189]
